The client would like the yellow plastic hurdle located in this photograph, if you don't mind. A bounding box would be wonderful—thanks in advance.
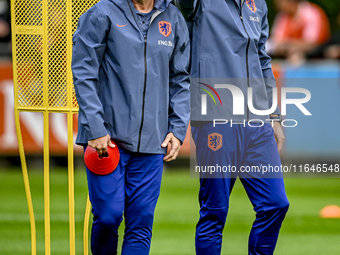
[11,0,99,254]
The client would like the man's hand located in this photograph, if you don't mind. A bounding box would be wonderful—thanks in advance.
[272,122,285,154]
[161,132,181,162]
[88,134,115,155]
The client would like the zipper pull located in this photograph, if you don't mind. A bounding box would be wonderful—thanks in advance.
[240,16,243,20]
[144,36,147,43]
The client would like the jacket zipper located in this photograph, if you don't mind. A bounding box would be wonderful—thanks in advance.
[127,0,167,152]
[126,0,146,152]
[235,0,251,120]
[137,35,148,152]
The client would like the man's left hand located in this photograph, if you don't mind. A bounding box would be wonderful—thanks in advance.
[161,132,181,162]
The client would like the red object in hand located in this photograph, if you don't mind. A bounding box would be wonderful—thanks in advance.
[84,142,120,175]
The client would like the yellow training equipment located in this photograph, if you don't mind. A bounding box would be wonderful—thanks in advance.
[11,0,99,254]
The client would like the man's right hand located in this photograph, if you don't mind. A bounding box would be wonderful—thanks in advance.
[88,134,115,155]
[272,122,285,155]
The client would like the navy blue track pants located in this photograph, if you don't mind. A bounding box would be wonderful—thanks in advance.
[192,123,289,255]
[85,147,163,255]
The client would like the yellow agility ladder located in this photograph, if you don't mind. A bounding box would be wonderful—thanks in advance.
[11,0,99,254]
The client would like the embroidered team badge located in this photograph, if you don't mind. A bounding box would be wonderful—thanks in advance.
[159,21,172,37]
[208,133,223,151]
[246,0,257,13]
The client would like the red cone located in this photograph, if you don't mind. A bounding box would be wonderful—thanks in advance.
[84,142,120,175]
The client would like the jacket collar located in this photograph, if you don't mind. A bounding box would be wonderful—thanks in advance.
[231,0,244,11]
[108,0,171,12]
[154,0,170,12]
[107,0,171,32]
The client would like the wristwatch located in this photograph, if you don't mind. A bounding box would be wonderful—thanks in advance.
[270,114,282,122]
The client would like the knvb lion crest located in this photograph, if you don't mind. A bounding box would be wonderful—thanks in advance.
[208,133,223,151]
[246,0,257,13]
[159,21,171,37]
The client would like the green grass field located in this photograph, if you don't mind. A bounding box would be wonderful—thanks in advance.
[0,168,340,254]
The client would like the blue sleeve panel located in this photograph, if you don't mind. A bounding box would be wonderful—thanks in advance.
[168,24,191,143]
[72,6,110,141]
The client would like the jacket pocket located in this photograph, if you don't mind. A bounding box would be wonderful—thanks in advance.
[198,55,210,94]
[103,105,113,128]
[199,55,209,79]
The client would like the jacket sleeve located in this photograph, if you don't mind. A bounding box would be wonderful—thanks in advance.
[258,2,280,115]
[173,0,199,20]
[71,6,110,141]
[168,19,191,143]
